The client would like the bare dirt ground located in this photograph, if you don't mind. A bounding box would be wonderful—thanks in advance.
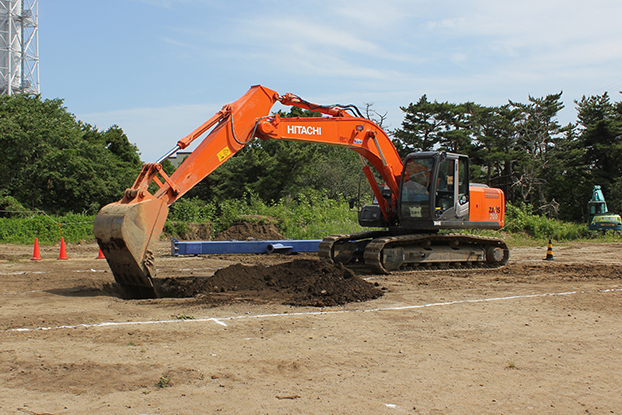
[1,237,622,415]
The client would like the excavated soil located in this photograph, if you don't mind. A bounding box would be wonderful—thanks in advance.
[2,227,622,414]
[157,259,384,306]
[158,220,379,306]
[213,218,285,241]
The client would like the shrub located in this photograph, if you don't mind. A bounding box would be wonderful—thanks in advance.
[0,213,95,245]
[162,190,365,240]
[0,191,29,218]
[504,203,590,241]
[168,198,216,222]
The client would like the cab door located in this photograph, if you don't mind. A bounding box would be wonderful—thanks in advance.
[434,157,455,218]
[454,156,470,219]
[433,154,469,221]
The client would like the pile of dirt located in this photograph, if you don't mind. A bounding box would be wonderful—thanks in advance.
[168,222,212,241]
[157,259,385,307]
[214,218,285,241]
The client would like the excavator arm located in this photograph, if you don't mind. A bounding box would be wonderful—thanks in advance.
[255,113,402,220]
[93,85,403,298]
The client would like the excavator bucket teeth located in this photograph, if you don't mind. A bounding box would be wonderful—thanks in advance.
[93,198,169,299]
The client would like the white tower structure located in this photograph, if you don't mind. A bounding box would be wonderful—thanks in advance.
[0,0,38,95]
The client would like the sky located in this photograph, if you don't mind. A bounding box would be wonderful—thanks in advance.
[40,0,622,162]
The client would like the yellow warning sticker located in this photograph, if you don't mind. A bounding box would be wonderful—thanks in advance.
[217,146,231,161]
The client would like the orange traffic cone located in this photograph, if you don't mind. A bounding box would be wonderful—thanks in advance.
[58,237,68,260]
[96,247,105,259]
[544,239,554,261]
[31,237,42,261]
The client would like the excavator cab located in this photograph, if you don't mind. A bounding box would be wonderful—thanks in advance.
[588,185,622,232]
[399,152,470,231]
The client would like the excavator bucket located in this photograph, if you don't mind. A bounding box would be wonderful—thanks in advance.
[94,197,169,299]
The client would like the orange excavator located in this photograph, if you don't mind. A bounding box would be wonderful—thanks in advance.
[94,85,509,298]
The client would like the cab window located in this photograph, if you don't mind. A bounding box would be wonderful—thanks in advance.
[400,158,434,219]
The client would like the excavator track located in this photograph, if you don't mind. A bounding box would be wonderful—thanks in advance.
[319,232,509,274]
[318,230,391,264]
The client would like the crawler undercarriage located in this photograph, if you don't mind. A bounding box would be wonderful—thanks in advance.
[319,231,510,273]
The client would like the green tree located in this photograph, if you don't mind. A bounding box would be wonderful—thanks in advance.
[297,145,370,201]
[393,95,448,155]
[393,92,586,219]
[541,125,590,221]
[394,96,482,156]
[508,92,565,212]
[576,93,622,187]
[609,178,622,215]
[0,94,142,214]
[209,139,321,202]
[469,105,520,199]
[575,92,622,216]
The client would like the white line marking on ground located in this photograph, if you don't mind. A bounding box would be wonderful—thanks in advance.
[3,290,45,295]
[4,288,622,333]
[0,271,49,275]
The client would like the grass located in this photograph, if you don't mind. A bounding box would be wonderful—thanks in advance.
[156,375,172,388]
[0,213,95,245]
[504,203,592,241]
[1,197,621,248]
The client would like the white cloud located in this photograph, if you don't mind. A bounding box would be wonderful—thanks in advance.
[159,36,203,50]
[426,17,466,29]
[57,0,622,158]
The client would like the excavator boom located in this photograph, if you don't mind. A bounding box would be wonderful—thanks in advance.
[94,85,404,297]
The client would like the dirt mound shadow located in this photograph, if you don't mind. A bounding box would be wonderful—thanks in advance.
[157,259,384,307]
